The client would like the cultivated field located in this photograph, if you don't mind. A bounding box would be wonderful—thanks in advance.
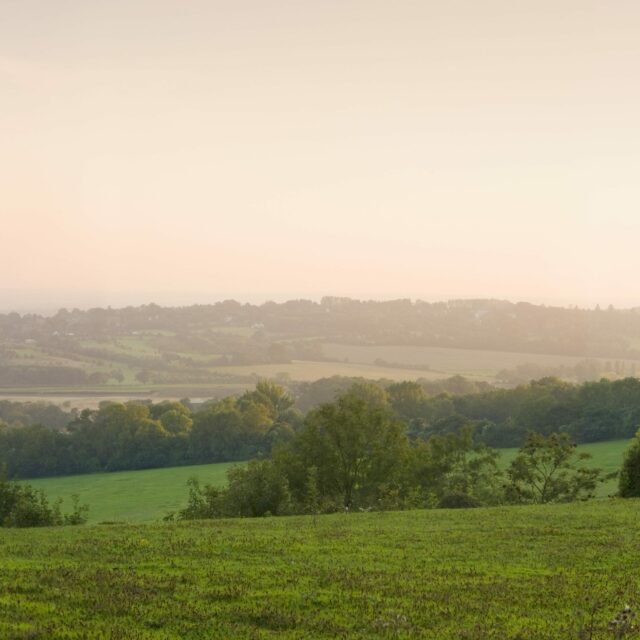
[27,440,630,524]
[2,500,639,638]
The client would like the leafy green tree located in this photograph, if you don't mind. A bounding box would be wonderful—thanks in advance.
[238,381,294,420]
[158,408,193,435]
[505,433,605,504]
[291,384,409,508]
[224,459,292,517]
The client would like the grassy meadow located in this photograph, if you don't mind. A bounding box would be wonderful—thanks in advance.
[25,439,631,524]
[26,463,235,524]
[2,500,640,638]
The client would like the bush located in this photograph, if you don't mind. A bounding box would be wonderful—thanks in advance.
[178,459,293,520]
[437,492,483,509]
[0,475,88,527]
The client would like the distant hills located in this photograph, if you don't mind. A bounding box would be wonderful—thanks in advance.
[1,298,639,391]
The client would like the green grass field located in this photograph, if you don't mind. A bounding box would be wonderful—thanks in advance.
[27,439,631,525]
[27,463,236,524]
[2,500,640,638]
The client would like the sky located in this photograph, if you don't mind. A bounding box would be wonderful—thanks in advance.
[2,0,640,312]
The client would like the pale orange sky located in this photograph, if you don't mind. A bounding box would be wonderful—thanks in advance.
[2,1,640,311]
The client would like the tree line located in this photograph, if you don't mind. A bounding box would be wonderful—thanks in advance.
[392,376,640,446]
[5,297,640,359]
[4,377,640,479]
[0,383,301,478]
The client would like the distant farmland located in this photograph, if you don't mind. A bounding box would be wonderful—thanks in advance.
[322,343,637,378]
[3,330,639,409]
[208,359,450,382]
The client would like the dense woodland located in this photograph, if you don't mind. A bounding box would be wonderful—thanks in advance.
[2,376,640,479]
[2,298,640,387]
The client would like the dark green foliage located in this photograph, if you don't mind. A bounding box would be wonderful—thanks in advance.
[408,426,502,505]
[302,466,321,515]
[618,429,640,497]
[3,376,640,480]
[178,460,292,519]
[223,460,293,517]
[180,386,507,520]
[0,383,300,478]
[179,384,613,521]
[410,377,640,447]
[289,383,409,509]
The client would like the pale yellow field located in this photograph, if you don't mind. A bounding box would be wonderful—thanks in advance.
[322,343,638,377]
[210,359,452,382]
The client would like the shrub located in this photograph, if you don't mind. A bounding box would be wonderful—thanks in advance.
[178,459,293,520]
[0,474,88,527]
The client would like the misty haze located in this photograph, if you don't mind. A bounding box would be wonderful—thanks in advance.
[2,1,640,638]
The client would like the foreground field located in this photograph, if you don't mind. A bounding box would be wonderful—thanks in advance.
[28,439,629,523]
[1,501,639,639]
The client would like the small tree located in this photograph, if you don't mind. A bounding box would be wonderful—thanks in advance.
[505,432,605,504]
[619,429,640,497]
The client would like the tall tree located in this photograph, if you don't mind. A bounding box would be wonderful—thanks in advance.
[291,385,409,508]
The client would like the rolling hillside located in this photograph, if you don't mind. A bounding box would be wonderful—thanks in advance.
[2,500,639,638]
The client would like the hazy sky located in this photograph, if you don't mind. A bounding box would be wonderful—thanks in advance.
[2,1,640,310]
